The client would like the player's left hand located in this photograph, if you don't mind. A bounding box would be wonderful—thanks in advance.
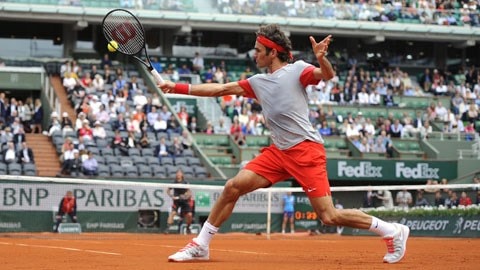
[310,35,332,59]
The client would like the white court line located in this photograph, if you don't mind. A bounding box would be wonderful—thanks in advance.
[133,243,270,255]
[4,242,121,256]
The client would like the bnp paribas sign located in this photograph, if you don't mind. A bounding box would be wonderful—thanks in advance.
[331,160,456,182]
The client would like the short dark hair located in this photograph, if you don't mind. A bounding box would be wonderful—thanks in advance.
[256,24,292,62]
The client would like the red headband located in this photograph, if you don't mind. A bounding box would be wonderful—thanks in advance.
[256,35,293,60]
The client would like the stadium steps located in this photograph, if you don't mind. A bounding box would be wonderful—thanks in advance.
[25,133,61,177]
[49,75,77,123]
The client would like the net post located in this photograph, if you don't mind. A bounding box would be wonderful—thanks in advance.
[266,190,272,240]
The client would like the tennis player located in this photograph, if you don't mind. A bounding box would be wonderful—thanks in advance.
[159,24,409,264]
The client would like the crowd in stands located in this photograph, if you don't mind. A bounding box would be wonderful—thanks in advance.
[216,0,480,27]
[0,91,39,174]
[364,176,480,210]
[15,0,480,27]
[54,56,204,178]
[304,61,480,157]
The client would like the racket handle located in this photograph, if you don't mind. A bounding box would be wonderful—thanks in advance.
[150,68,164,84]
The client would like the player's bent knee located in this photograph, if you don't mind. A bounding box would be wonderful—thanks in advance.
[222,179,242,200]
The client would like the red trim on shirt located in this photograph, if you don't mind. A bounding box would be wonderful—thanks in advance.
[238,79,257,99]
[300,66,320,88]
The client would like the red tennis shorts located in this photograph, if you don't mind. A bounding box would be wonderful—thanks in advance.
[244,140,331,198]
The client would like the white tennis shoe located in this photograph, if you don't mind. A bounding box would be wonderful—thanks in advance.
[382,223,410,264]
[168,238,209,262]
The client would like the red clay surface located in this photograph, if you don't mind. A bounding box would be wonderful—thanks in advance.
[0,232,477,270]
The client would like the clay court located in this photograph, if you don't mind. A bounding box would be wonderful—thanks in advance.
[0,232,477,270]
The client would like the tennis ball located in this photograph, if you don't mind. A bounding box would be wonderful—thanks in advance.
[107,40,119,52]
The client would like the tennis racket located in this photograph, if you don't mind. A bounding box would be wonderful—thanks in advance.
[102,8,164,84]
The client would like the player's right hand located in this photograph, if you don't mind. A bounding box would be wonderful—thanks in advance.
[157,80,176,94]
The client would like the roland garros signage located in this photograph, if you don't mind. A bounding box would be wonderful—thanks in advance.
[329,160,457,182]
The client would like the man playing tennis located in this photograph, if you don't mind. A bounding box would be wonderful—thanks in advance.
[159,24,409,264]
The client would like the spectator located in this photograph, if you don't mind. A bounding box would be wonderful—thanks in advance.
[363,187,376,208]
[318,120,332,136]
[58,143,75,176]
[465,103,478,123]
[95,104,111,124]
[204,121,214,134]
[155,136,171,163]
[187,116,201,133]
[31,98,43,134]
[78,120,94,141]
[138,132,150,149]
[166,114,182,136]
[419,120,432,139]
[112,113,128,131]
[153,114,168,135]
[389,119,403,138]
[424,179,439,193]
[446,191,459,208]
[92,121,107,140]
[177,105,189,127]
[170,136,184,160]
[180,130,193,150]
[414,191,430,207]
[159,105,172,122]
[369,89,381,105]
[70,150,83,177]
[383,89,396,107]
[92,74,105,92]
[3,141,17,164]
[150,57,163,73]
[458,191,472,206]
[191,51,204,74]
[13,126,26,150]
[375,190,394,209]
[434,191,446,207]
[60,112,73,129]
[178,64,191,75]
[100,53,112,69]
[46,112,61,137]
[230,117,246,146]
[395,189,413,209]
[358,137,371,152]
[133,89,148,108]
[82,151,98,176]
[17,141,34,164]
[214,118,230,135]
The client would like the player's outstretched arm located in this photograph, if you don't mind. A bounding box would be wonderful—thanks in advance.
[309,35,335,81]
[158,81,245,97]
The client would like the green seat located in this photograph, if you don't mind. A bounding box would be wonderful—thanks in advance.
[408,142,421,151]
[203,137,214,146]
[323,141,334,149]
[335,140,347,149]
[215,136,230,146]
[395,142,407,151]
[255,136,269,147]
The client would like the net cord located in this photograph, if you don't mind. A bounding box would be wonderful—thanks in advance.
[3,175,478,193]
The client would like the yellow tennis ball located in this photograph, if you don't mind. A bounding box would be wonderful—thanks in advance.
[107,40,119,52]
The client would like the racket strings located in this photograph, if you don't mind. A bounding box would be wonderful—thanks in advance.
[103,13,145,55]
